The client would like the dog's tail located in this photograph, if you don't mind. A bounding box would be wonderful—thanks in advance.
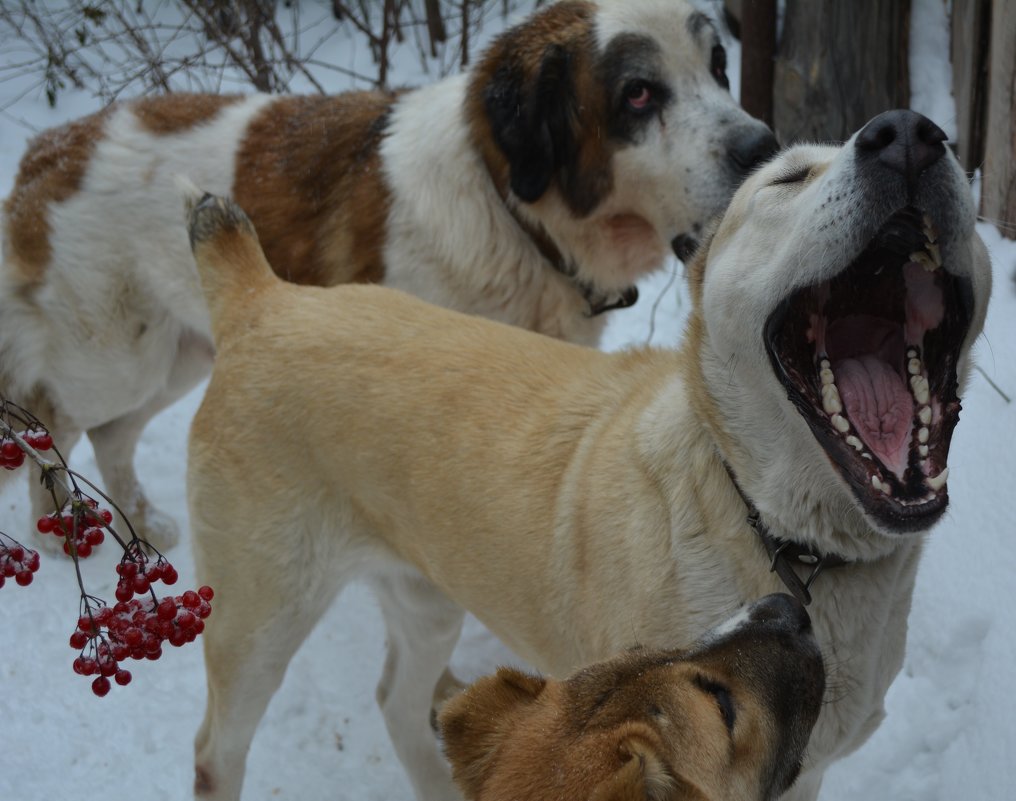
[179,177,277,343]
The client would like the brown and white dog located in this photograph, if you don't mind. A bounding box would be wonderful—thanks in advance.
[439,593,826,801]
[182,108,991,801]
[0,0,775,550]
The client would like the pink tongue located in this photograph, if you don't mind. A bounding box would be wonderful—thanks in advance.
[834,355,913,477]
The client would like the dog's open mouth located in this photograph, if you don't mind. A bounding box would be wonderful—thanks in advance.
[765,207,975,532]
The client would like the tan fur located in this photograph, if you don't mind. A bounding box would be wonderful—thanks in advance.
[184,108,992,798]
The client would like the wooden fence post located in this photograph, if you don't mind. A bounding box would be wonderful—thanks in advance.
[739,0,776,127]
[773,0,910,144]
[981,0,1016,237]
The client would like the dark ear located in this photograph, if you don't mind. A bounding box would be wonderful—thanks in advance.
[438,667,548,800]
[589,729,679,801]
[484,44,575,203]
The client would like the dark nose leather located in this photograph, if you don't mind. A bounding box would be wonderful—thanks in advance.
[855,109,947,188]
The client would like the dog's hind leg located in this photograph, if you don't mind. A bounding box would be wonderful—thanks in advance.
[192,527,349,801]
[372,569,466,801]
[87,329,213,552]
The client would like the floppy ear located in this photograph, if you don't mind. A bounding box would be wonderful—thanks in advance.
[438,667,548,800]
[484,44,575,203]
[589,729,679,801]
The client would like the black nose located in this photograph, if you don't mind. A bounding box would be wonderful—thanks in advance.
[727,125,780,173]
[747,593,812,635]
[855,109,947,187]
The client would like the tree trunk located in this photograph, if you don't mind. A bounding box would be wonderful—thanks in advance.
[981,0,1016,237]
[774,0,910,144]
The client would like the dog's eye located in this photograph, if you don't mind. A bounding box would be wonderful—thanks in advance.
[770,166,812,186]
[697,676,736,733]
[624,81,653,112]
[710,44,729,90]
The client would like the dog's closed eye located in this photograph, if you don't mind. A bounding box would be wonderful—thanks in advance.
[769,166,812,186]
[695,676,736,733]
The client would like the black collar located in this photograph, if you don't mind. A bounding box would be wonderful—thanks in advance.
[722,460,850,606]
[501,196,639,317]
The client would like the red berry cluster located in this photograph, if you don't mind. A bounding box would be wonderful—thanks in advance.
[0,427,52,470]
[37,497,113,558]
[0,534,41,589]
[71,556,213,696]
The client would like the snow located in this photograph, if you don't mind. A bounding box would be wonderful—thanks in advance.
[2,2,1015,800]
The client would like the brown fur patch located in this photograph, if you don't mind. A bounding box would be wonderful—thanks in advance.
[232,93,395,287]
[465,1,605,206]
[2,107,112,285]
[132,94,243,135]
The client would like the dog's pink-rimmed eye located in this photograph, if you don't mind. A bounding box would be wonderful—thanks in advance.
[625,83,652,111]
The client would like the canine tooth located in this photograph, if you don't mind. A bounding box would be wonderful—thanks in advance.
[822,384,843,414]
[908,358,922,376]
[846,435,864,451]
[820,367,835,386]
[871,475,883,491]
[918,406,932,425]
[910,375,930,404]
[922,214,938,243]
[927,242,942,266]
[831,414,850,433]
[927,468,949,492]
[918,427,929,444]
[910,251,937,271]
[919,444,929,457]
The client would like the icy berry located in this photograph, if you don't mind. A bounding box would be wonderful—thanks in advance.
[92,676,111,697]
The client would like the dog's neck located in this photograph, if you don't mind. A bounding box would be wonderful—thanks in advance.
[499,196,639,317]
[721,458,850,606]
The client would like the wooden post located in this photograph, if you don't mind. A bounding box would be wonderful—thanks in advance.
[981,0,1016,237]
[773,0,910,144]
[950,0,991,172]
[739,0,776,127]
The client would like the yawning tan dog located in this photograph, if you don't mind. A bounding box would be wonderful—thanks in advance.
[440,593,825,801]
[185,109,991,801]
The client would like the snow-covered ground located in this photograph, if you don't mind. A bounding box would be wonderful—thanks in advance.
[2,2,1015,800]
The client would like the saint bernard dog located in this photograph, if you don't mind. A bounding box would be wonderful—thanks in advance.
[0,0,775,550]
[182,108,990,801]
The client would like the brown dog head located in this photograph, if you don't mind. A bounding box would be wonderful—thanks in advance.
[440,594,824,801]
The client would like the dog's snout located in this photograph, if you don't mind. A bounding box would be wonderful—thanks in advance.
[727,125,780,174]
[748,593,812,635]
[855,109,947,187]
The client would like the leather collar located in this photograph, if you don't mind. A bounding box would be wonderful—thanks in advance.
[722,460,850,606]
[500,195,639,317]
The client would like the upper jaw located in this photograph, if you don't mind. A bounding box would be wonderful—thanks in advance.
[763,176,982,535]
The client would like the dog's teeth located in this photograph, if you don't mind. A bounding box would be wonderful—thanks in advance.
[910,251,937,271]
[822,384,843,415]
[908,358,922,376]
[831,414,850,433]
[907,348,917,359]
[927,242,942,266]
[820,367,835,386]
[927,467,949,491]
[910,375,930,405]
[919,444,929,458]
[820,358,831,369]
[846,435,864,451]
[862,452,873,460]
[871,475,883,491]
[918,426,930,444]
[922,214,938,243]
[918,406,932,425]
